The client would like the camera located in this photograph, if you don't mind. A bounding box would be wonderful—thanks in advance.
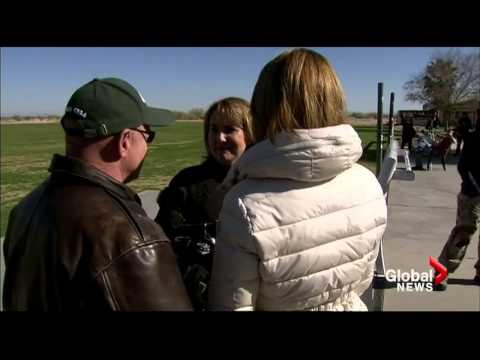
[173,222,217,311]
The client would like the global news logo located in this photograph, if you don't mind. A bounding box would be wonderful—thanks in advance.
[385,257,448,292]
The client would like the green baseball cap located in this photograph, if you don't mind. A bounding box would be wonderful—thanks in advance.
[61,77,175,138]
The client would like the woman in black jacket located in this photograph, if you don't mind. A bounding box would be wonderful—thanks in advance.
[155,97,252,309]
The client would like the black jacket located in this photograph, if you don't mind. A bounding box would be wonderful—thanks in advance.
[155,157,229,310]
[456,116,473,137]
[155,157,229,241]
[3,154,192,311]
[458,130,480,197]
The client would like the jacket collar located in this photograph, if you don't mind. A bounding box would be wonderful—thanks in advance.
[48,154,140,203]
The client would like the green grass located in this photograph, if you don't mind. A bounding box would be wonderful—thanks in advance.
[0,122,377,237]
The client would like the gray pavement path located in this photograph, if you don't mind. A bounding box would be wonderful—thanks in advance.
[139,190,160,220]
[382,156,480,311]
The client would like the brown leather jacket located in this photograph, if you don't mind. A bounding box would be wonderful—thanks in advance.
[2,154,193,311]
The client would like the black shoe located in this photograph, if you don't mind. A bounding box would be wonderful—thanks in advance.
[433,281,448,291]
[433,271,448,291]
[413,166,425,171]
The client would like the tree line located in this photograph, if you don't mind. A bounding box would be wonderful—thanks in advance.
[2,110,385,121]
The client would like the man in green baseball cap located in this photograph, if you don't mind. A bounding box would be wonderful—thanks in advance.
[3,78,193,311]
[61,77,175,139]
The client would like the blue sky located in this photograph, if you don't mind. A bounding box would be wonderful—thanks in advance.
[1,47,478,116]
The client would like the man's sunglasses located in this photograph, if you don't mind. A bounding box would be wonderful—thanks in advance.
[130,128,156,143]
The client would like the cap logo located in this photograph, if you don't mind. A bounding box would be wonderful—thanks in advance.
[65,106,87,119]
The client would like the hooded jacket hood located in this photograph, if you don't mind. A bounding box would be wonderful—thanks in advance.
[222,124,363,189]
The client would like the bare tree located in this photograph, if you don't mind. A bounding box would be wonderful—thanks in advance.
[404,49,480,114]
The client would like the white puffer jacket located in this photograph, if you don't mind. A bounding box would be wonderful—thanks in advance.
[208,124,387,311]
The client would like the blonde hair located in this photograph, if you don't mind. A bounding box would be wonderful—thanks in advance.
[251,48,346,143]
[203,97,253,156]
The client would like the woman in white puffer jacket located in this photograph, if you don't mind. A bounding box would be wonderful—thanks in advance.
[208,48,387,311]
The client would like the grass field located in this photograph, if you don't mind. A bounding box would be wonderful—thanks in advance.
[0,122,379,237]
